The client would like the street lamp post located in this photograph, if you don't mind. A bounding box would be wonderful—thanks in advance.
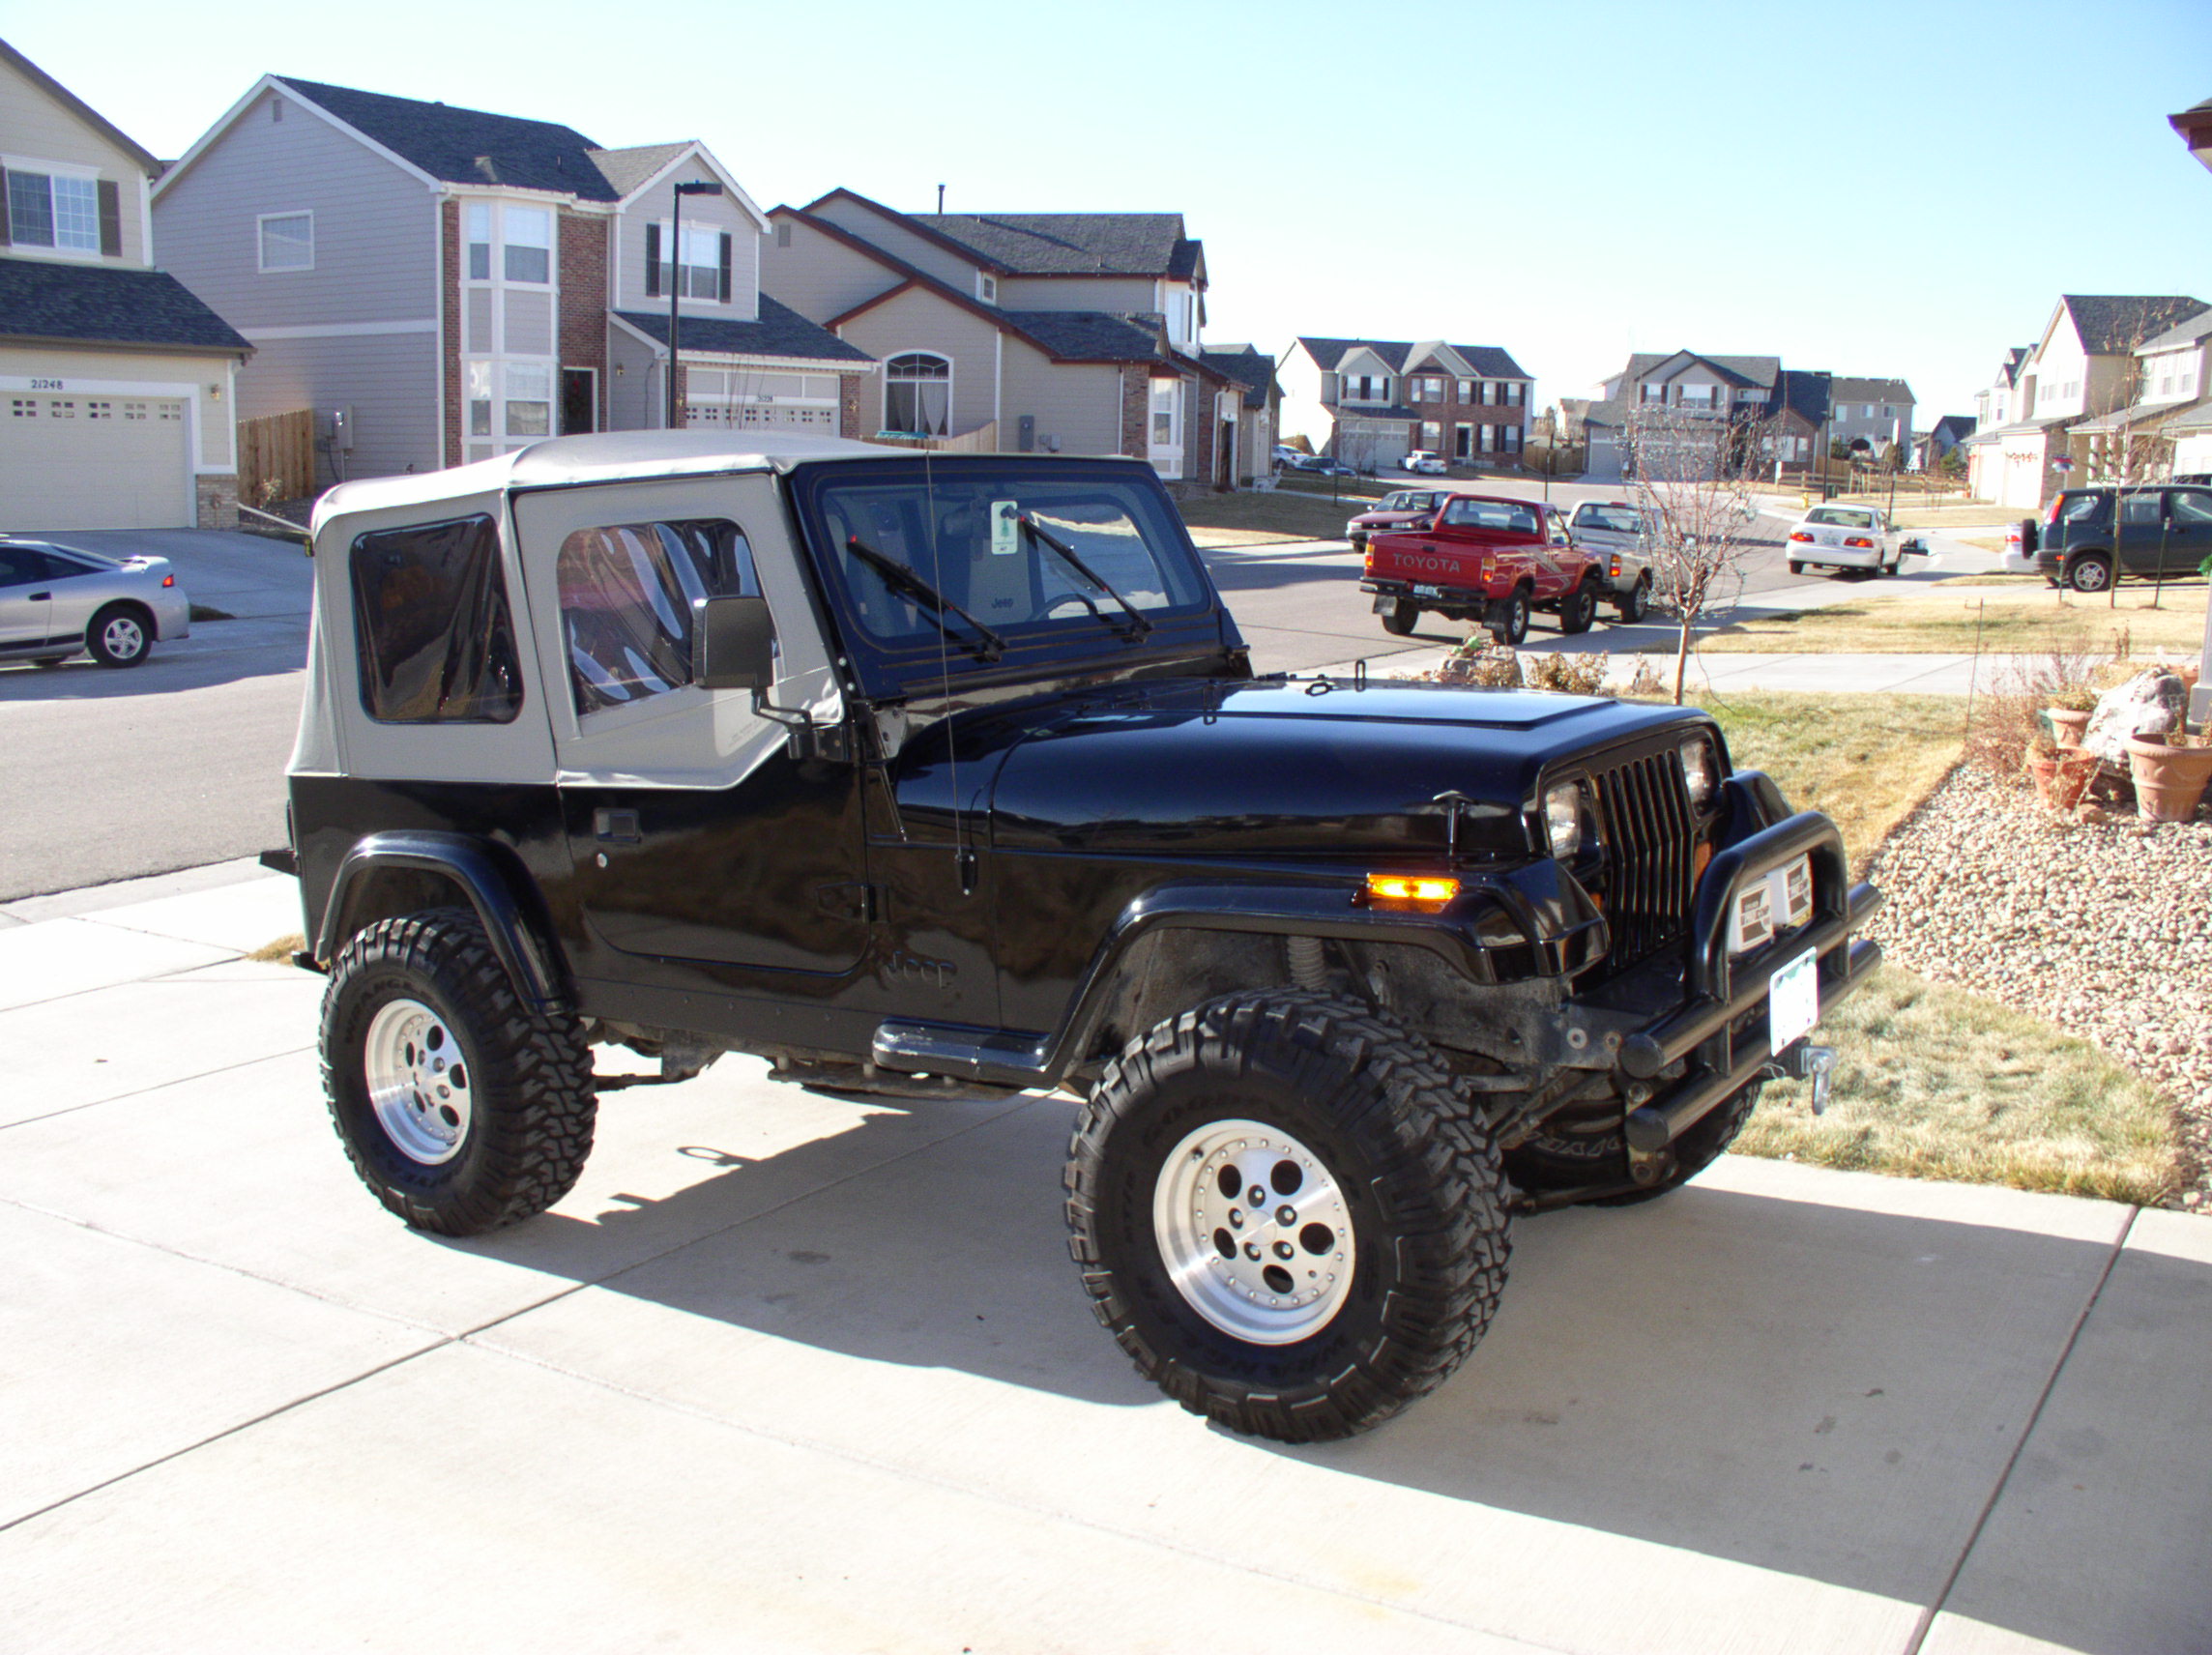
[666,179,725,430]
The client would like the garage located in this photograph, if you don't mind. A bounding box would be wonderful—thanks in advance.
[0,392,191,530]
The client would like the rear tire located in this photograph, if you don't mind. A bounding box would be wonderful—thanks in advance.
[321,907,597,1236]
[86,603,152,668]
[2065,554,2112,594]
[1558,579,1599,635]
[1787,560,1806,575]
[1380,597,1419,636]
[1065,991,1512,1442]
[1614,576,1650,623]
[1489,589,1530,647]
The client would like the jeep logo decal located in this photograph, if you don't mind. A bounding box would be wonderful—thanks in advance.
[883,949,956,990]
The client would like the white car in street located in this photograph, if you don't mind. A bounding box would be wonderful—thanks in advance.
[1402,450,1446,476]
[0,537,192,667]
[1783,506,1924,577]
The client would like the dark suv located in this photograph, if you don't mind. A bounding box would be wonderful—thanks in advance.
[280,432,1881,1442]
[2031,484,2212,591]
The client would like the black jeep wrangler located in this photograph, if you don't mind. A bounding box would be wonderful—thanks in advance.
[284,433,1879,1442]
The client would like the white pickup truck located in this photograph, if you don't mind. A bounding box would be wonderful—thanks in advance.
[1784,505,1927,576]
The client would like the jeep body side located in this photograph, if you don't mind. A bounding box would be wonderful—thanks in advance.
[289,433,1881,1442]
[1360,493,1607,643]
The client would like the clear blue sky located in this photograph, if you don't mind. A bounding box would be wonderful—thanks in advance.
[14,0,2212,421]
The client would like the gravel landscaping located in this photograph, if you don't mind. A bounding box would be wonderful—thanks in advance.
[1861,765,2212,1211]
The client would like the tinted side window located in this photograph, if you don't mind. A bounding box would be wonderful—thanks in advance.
[349,514,522,724]
[2120,493,2162,527]
[2170,489,2212,525]
[2056,494,2105,524]
[556,519,759,717]
[0,547,45,586]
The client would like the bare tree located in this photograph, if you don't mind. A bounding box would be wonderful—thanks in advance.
[1624,403,1765,705]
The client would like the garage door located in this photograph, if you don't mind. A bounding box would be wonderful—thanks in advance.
[0,393,190,530]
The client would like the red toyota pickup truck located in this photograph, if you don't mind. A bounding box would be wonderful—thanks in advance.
[1360,493,1606,645]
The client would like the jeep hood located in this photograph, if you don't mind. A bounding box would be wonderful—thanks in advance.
[985,679,1704,858]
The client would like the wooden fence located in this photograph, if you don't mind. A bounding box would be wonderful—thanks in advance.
[238,408,317,506]
[868,420,1000,453]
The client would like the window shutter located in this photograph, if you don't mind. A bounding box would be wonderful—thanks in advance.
[645,223,661,297]
[98,180,122,256]
[717,232,732,304]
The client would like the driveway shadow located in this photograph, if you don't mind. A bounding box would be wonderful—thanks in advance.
[0,620,306,701]
[443,1088,2183,1650]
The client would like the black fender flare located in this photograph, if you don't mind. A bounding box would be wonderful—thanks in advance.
[315,830,569,1011]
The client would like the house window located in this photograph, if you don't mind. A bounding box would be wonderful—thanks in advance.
[1456,379,1473,401]
[775,221,792,247]
[467,361,493,437]
[6,169,100,251]
[1679,384,1714,407]
[978,274,997,304]
[466,203,492,280]
[504,208,552,283]
[505,363,553,437]
[654,222,726,301]
[258,211,314,272]
[885,352,951,436]
[1421,421,1441,447]
[1504,383,1524,406]
[1151,381,1179,445]
[1482,381,1500,405]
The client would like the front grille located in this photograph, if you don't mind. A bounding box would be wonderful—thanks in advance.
[1590,749,1695,969]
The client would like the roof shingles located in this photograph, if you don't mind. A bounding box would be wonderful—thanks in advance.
[0,258,250,353]
[614,295,870,363]
[1297,336,1529,380]
[276,76,620,199]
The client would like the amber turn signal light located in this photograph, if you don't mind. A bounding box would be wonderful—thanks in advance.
[1362,873,1460,908]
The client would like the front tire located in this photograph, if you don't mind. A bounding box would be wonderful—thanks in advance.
[1489,589,1531,647]
[1380,596,1419,636]
[1064,992,1512,1442]
[321,908,597,1236]
[87,603,152,668]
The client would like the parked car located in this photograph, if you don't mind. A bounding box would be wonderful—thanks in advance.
[1402,450,1447,476]
[1271,445,1303,470]
[1345,488,1446,551]
[1565,501,1655,622]
[2032,484,2212,592]
[1783,506,1919,576]
[280,433,1881,1443]
[1361,494,1605,644]
[0,537,190,668]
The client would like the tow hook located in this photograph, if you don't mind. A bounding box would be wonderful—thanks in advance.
[1767,1042,1839,1114]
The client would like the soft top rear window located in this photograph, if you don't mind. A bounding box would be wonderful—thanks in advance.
[349,513,522,724]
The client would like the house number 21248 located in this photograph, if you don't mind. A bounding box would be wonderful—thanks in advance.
[29,379,64,391]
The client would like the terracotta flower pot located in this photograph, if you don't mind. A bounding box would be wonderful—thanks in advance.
[2125,737,2212,822]
[2046,708,2091,746]
[2027,745,2097,809]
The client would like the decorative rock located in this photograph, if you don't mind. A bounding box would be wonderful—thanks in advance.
[2081,670,2186,766]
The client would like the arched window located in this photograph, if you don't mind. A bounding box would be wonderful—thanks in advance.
[885,352,951,436]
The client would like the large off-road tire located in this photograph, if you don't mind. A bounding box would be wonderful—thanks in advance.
[2064,553,2112,594]
[1507,1078,1762,1207]
[1558,578,1600,635]
[1380,596,1419,636]
[1488,589,1531,647]
[1064,991,1513,1442]
[86,602,152,668]
[321,908,597,1236]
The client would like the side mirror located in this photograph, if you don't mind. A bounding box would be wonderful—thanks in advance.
[691,595,776,691]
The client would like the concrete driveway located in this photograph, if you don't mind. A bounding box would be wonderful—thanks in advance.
[1,865,2205,1653]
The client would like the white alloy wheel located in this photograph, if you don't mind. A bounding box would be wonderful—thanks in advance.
[1152,1118,1355,1345]
[363,996,474,1165]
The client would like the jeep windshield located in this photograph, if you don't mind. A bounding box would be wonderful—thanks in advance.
[791,456,1223,692]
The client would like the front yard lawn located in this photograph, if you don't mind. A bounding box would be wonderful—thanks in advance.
[1696,582,2209,653]
[1179,490,1357,543]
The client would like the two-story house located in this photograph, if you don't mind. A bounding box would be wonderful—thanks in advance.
[152,76,870,489]
[1,39,249,529]
[1960,346,2031,501]
[1825,377,1915,458]
[1579,352,1781,482]
[761,192,1256,488]
[2076,309,2212,481]
[1965,295,2208,508]
[1276,338,1531,472]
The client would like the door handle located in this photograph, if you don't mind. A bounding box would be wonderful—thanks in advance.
[27,592,49,600]
[593,807,641,844]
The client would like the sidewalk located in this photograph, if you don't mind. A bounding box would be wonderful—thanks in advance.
[2,864,2206,1653]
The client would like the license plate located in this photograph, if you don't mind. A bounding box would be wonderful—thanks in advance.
[1413,584,1443,598]
[1769,948,1819,1054]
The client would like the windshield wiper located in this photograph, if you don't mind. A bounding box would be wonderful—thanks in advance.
[843,535,1005,663]
[1018,514,1153,641]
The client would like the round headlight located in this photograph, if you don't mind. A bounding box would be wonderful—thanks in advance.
[1543,781,1584,858]
[1679,737,1719,809]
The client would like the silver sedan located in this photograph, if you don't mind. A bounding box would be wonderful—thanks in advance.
[0,538,191,668]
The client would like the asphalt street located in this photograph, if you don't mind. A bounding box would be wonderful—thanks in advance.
[0,505,1998,902]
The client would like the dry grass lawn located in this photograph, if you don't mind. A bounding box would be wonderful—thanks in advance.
[1698,582,2209,653]
[1738,967,2181,1206]
[1178,490,1360,543]
[1694,691,1965,875]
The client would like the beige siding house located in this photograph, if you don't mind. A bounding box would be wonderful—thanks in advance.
[763,190,1263,488]
[0,38,249,529]
[154,76,870,489]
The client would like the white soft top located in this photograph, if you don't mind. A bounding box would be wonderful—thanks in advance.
[310,431,893,534]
